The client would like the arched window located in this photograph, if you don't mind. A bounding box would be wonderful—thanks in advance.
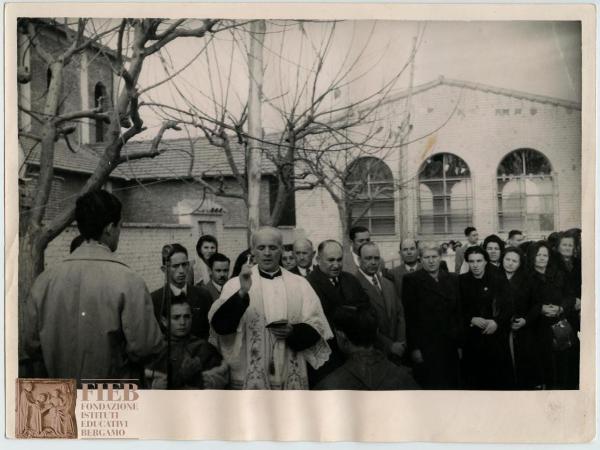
[344,157,395,235]
[418,153,472,235]
[497,148,554,233]
[94,82,107,143]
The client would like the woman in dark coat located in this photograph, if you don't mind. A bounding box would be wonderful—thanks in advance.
[459,246,514,389]
[501,246,542,389]
[555,232,581,389]
[527,240,576,389]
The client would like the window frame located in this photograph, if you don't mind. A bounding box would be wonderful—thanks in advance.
[417,152,473,236]
[496,148,555,234]
[344,157,395,236]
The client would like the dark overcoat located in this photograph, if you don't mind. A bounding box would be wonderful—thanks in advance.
[402,269,462,389]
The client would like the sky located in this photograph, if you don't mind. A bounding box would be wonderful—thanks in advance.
[109,19,581,140]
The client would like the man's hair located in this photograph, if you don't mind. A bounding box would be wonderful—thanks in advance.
[162,243,188,266]
[75,190,122,241]
[508,229,523,240]
[349,226,369,241]
[283,244,294,252]
[70,235,85,253]
[332,305,378,347]
[418,241,441,257]
[483,234,505,253]
[358,241,378,257]
[464,226,477,237]
[250,227,283,248]
[208,252,230,269]
[196,235,218,258]
[464,245,489,263]
[399,238,419,250]
[317,239,343,254]
[293,238,314,250]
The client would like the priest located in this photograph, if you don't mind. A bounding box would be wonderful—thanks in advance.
[208,227,332,389]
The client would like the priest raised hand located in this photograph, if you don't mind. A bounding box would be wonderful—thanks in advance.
[208,227,333,390]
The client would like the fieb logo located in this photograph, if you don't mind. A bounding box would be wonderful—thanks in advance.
[81,383,138,401]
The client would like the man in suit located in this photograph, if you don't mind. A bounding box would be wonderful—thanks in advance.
[355,242,407,362]
[386,238,422,299]
[292,238,315,276]
[306,239,369,385]
[151,243,213,339]
[197,253,230,302]
[342,226,370,275]
[455,226,480,274]
[402,241,463,389]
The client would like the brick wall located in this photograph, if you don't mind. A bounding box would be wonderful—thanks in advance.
[44,222,297,292]
[296,83,582,264]
[119,177,273,226]
[44,223,251,292]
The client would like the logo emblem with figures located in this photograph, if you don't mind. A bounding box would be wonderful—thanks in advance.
[16,379,77,439]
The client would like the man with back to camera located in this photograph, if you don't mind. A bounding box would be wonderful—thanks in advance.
[455,226,480,274]
[292,238,316,276]
[315,305,418,390]
[22,190,165,386]
[198,253,231,302]
[343,226,371,275]
[151,243,213,339]
[209,227,333,389]
[355,242,407,361]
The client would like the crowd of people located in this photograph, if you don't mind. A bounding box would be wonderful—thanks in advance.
[21,190,581,391]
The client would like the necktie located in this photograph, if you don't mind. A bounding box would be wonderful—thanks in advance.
[372,275,382,293]
[330,277,339,288]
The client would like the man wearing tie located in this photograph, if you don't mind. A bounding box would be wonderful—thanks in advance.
[355,242,407,362]
[386,238,422,299]
[151,243,213,339]
[292,238,315,276]
[306,240,369,385]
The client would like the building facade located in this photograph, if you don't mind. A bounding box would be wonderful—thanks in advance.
[295,78,582,265]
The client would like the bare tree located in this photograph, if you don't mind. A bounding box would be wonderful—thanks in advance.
[145,21,423,231]
[17,18,240,342]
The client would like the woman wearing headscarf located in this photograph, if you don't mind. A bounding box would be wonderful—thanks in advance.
[501,246,542,389]
[459,246,514,389]
[527,240,576,389]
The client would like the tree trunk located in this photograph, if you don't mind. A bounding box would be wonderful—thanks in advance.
[246,20,265,241]
[18,227,46,362]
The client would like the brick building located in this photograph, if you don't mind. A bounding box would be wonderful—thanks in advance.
[295,77,582,265]
[18,20,294,290]
[18,20,581,282]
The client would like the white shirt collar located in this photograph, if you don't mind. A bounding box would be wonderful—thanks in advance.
[352,251,360,267]
[170,284,187,296]
[359,268,379,286]
[298,265,311,276]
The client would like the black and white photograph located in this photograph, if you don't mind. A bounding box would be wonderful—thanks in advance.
[14,14,584,392]
[6,3,595,442]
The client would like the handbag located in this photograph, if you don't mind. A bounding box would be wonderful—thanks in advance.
[551,318,574,351]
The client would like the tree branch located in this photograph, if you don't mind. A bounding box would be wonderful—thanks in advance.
[144,19,219,55]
